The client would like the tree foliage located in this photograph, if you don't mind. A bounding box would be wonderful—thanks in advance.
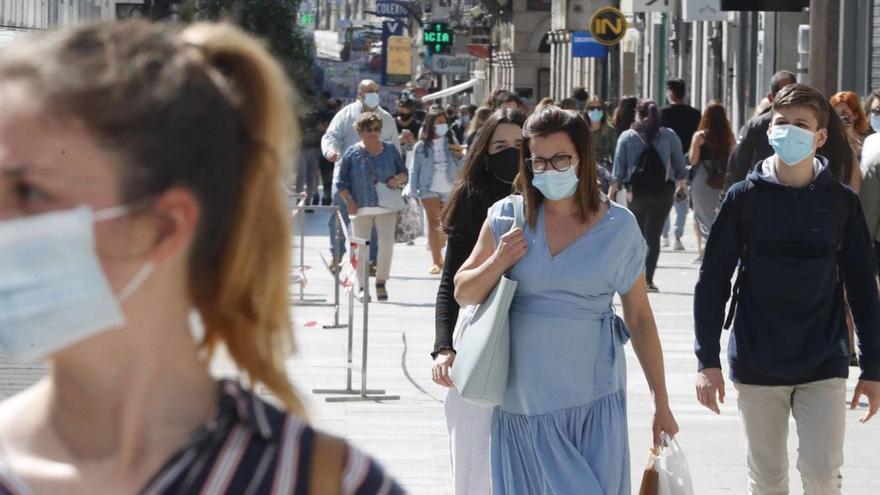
[195,0,316,102]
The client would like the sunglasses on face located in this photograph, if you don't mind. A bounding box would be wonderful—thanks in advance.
[398,113,412,119]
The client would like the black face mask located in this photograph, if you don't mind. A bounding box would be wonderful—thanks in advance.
[486,147,521,184]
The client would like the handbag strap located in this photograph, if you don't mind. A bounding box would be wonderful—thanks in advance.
[510,195,525,232]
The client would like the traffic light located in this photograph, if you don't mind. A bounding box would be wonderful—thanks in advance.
[424,22,453,54]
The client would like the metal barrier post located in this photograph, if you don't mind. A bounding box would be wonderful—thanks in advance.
[313,235,399,402]
[323,209,346,329]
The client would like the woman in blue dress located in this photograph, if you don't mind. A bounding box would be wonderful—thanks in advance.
[454,107,679,494]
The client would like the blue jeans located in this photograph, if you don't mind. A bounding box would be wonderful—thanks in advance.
[662,196,688,239]
[329,191,378,262]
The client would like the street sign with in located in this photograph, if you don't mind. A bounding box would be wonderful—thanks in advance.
[429,54,469,75]
[683,0,732,21]
[424,22,453,54]
[375,0,410,18]
[589,7,627,46]
[630,0,675,12]
[571,32,608,58]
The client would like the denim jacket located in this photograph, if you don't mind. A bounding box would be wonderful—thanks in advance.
[611,128,688,185]
[336,141,406,207]
[411,139,464,198]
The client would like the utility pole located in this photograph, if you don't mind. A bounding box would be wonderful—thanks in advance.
[808,0,839,97]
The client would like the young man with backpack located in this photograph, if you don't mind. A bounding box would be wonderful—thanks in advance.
[610,99,688,292]
[694,84,880,494]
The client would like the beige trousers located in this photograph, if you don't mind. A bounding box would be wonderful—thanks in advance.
[735,378,846,495]
[351,211,396,284]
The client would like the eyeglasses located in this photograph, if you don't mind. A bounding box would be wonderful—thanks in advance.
[362,125,382,133]
[525,154,574,174]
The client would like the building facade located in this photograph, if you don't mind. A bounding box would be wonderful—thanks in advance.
[489,0,551,104]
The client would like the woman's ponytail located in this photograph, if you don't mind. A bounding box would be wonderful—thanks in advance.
[181,23,303,415]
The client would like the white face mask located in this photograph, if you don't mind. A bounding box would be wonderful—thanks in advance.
[0,206,155,362]
[362,92,380,109]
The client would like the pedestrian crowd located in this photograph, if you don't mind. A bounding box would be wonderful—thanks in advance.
[0,18,879,495]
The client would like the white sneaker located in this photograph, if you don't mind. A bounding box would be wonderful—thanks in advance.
[692,255,703,264]
[674,238,685,251]
[661,236,670,248]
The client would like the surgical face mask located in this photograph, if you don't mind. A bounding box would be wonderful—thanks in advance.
[461,115,470,126]
[768,124,817,166]
[362,92,380,109]
[435,123,449,137]
[0,206,155,362]
[870,113,880,133]
[587,109,604,123]
[532,163,579,200]
[487,147,520,184]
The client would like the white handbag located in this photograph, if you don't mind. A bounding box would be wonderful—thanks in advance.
[449,195,524,407]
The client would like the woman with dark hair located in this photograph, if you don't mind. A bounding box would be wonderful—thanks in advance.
[455,107,678,494]
[430,108,526,495]
[412,107,464,274]
[609,99,688,292]
[466,106,493,147]
[688,101,735,261]
[612,95,638,135]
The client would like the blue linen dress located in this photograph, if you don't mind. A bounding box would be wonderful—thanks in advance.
[487,196,647,495]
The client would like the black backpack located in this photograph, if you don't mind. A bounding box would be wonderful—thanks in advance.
[722,179,851,329]
[627,134,668,195]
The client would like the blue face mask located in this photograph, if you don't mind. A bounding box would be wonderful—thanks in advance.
[532,164,579,200]
[871,114,880,134]
[768,124,816,166]
[435,123,449,136]
[587,110,604,123]
[0,206,155,362]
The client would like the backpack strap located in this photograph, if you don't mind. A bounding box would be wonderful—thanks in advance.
[829,181,851,289]
[723,180,757,330]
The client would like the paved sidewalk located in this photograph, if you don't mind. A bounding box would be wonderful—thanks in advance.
[1,207,878,494]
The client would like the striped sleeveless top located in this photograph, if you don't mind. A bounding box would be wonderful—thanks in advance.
[0,380,405,494]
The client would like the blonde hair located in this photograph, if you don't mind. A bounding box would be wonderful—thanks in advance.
[0,21,303,414]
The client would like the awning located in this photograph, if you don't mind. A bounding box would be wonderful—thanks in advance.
[421,78,480,102]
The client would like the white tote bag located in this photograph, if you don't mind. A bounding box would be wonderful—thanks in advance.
[449,196,524,407]
[640,434,695,495]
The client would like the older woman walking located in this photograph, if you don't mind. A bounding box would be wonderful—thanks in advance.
[336,112,408,300]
